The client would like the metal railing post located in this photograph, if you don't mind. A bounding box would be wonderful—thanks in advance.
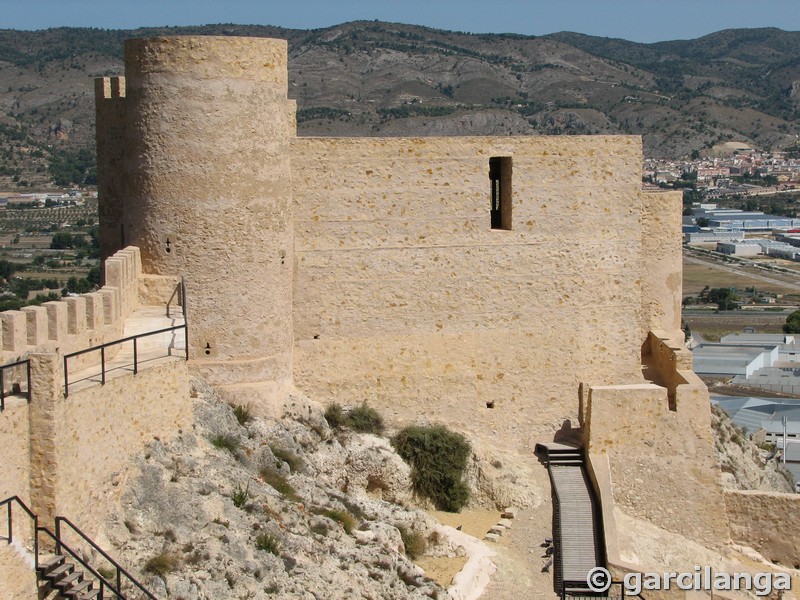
[64,355,70,398]
[26,361,31,403]
[54,517,61,556]
[100,346,106,386]
[33,519,38,569]
[133,338,138,375]
[0,368,5,411]
[6,501,12,544]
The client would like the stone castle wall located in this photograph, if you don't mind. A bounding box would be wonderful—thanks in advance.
[53,357,191,536]
[724,489,800,567]
[0,246,191,533]
[291,135,653,436]
[640,190,683,337]
[98,36,686,428]
[0,396,31,504]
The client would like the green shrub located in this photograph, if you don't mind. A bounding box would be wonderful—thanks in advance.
[233,404,252,425]
[210,434,239,453]
[325,401,385,434]
[398,526,427,559]
[392,425,471,512]
[255,532,281,555]
[322,508,357,534]
[260,468,301,502]
[324,403,346,429]
[348,402,385,435]
[144,552,180,577]
[231,481,250,508]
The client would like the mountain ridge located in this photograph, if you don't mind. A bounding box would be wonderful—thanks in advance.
[0,22,798,190]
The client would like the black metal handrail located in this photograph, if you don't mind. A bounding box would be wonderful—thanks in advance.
[1,495,39,568]
[55,516,158,600]
[1,496,159,600]
[0,358,31,412]
[561,580,646,599]
[63,323,188,398]
[165,277,186,319]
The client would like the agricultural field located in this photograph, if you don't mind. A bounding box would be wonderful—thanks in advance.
[0,198,99,310]
[682,248,800,341]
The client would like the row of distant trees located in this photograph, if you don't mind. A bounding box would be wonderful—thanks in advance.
[683,286,739,311]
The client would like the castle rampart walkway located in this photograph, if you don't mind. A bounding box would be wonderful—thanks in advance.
[64,305,186,397]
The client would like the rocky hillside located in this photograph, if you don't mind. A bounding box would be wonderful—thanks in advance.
[711,404,794,493]
[0,23,798,190]
[59,380,798,600]
[98,380,504,600]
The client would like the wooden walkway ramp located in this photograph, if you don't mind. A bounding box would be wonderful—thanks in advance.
[536,442,605,597]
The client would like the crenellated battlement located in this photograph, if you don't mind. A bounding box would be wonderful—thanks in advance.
[0,247,141,366]
[94,76,126,101]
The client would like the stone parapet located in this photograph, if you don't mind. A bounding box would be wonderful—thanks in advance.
[583,382,727,551]
[0,247,143,367]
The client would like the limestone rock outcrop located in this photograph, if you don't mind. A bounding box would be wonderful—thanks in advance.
[101,381,473,599]
[711,405,794,493]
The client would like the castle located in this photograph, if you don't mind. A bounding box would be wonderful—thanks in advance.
[2,35,799,598]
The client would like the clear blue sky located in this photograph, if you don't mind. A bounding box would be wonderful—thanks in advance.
[2,0,799,43]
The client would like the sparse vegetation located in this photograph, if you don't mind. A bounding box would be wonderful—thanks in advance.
[324,403,346,429]
[324,401,384,435]
[255,532,281,555]
[231,481,250,508]
[233,404,252,425]
[260,467,301,502]
[210,434,239,453]
[392,425,471,512]
[271,446,303,473]
[321,508,357,534]
[347,402,385,435]
[143,552,180,578]
[398,525,427,559]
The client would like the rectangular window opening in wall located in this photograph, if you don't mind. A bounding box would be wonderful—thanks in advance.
[489,156,512,230]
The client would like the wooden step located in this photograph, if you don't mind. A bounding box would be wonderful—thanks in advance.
[54,569,82,589]
[37,554,65,575]
[63,578,92,598]
[78,588,101,600]
[47,561,75,581]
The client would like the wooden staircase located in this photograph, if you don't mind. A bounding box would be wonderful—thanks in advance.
[2,496,159,600]
[38,554,102,599]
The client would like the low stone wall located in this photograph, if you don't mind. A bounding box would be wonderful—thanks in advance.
[51,357,191,537]
[0,398,30,504]
[724,489,800,568]
[583,381,727,551]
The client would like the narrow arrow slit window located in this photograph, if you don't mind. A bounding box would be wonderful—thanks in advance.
[490,156,512,230]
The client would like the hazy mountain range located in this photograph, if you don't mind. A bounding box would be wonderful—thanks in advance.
[0,22,798,190]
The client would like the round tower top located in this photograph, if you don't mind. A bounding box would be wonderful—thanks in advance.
[124,36,287,83]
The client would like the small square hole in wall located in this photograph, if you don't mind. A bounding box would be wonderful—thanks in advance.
[486,401,495,409]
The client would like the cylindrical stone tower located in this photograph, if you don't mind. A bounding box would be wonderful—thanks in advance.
[122,36,294,389]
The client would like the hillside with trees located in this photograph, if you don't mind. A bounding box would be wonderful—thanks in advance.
[0,22,798,190]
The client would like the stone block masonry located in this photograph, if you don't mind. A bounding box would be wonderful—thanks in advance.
[724,490,800,567]
[292,136,658,438]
